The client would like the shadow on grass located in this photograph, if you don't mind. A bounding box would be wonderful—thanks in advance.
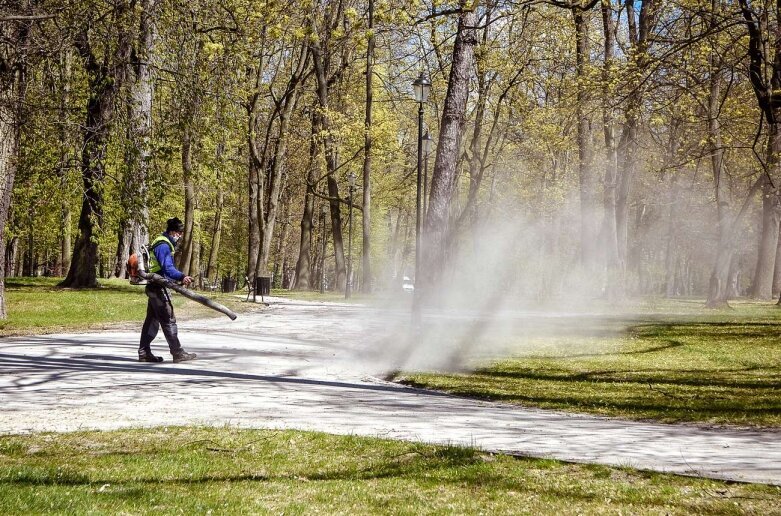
[520,339,686,360]
[470,364,781,389]
[0,450,735,512]
[398,379,781,418]
[629,321,781,340]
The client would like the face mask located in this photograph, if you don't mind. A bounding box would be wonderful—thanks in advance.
[170,234,181,245]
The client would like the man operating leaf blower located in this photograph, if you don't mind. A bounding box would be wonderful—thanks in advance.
[138,217,197,363]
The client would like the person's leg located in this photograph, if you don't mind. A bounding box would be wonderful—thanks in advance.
[155,287,196,362]
[138,288,163,362]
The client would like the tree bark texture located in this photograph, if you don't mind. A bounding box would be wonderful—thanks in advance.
[600,0,621,297]
[705,31,733,306]
[256,43,308,277]
[422,5,478,287]
[0,1,33,315]
[361,0,374,293]
[310,8,347,291]
[206,152,224,282]
[176,124,196,274]
[735,0,781,300]
[188,218,200,283]
[615,0,659,274]
[62,7,131,288]
[293,113,319,290]
[573,7,598,269]
[115,0,157,277]
[56,49,73,277]
[0,64,23,315]
[752,171,781,299]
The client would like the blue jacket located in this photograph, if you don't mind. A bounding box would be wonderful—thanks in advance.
[152,233,185,281]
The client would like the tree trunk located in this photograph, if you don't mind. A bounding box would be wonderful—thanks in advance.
[256,46,306,276]
[361,0,374,293]
[311,36,347,291]
[62,16,130,288]
[573,7,598,269]
[704,0,734,307]
[5,237,18,278]
[326,175,346,290]
[176,124,196,273]
[615,0,659,274]
[0,87,22,315]
[188,219,200,285]
[273,197,291,288]
[206,153,224,282]
[600,0,621,298]
[772,220,781,296]
[242,27,268,283]
[293,114,319,290]
[247,125,261,281]
[752,173,781,299]
[422,4,478,286]
[662,122,680,298]
[0,0,33,315]
[751,120,781,301]
[115,0,156,277]
[56,49,73,277]
[113,222,132,278]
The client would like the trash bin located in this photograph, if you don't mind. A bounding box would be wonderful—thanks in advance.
[222,277,237,293]
[255,276,271,296]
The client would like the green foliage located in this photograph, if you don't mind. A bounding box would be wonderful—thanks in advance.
[0,427,778,513]
[5,0,775,301]
[0,277,254,335]
[398,301,781,427]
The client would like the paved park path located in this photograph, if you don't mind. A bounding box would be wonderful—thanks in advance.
[1,297,779,486]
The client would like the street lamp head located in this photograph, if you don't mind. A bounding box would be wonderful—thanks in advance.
[412,73,431,103]
[422,131,434,154]
[347,171,357,188]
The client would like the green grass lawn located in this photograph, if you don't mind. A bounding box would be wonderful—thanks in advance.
[1,427,778,515]
[269,287,386,304]
[396,302,781,427]
[0,277,257,336]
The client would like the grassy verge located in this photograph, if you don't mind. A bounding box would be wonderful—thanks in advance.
[1,427,778,514]
[396,303,781,428]
[0,277,259,336]
[269,287,383,304]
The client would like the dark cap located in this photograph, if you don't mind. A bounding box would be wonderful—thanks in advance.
[166,217,185,233]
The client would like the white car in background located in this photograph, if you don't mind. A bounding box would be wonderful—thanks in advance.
[402,276,414,292]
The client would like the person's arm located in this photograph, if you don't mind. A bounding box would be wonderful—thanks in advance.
[154,244,185,282]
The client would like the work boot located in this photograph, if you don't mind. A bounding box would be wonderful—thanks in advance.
[138,350,164,363]
[172,350,197,363]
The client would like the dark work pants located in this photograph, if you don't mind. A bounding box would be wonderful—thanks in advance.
[139,284,183,355]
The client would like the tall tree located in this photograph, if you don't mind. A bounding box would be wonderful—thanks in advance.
[255,41,309,277]
[309,0,351,291]
[615,0,660,273]
[360,0,374,293]
[293,109,320,290]
[739,0,781,299]
[62,0,132,288]
[600,0,621,297]
[114,0,157,277]
[422,2,478,287]
[0,1,36,316]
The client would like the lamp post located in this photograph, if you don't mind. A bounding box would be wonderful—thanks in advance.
[412,73,431,323]
[346,171,356,299]
[320,203,328,294]
[422,131,433,218]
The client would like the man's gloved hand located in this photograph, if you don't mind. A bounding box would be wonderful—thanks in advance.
[183,276,193,287]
